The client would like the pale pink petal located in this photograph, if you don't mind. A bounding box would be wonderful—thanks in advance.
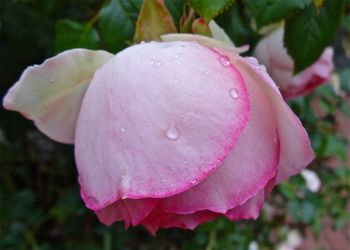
[2,49,113,143]
[233,55,314,182]
[161,34,249,54]
[283,48,334,99]
[96,198,157,228]
[75,41,250,211]
[160,58,279,214]
[254,28,333,100]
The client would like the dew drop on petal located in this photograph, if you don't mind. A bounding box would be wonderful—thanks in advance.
[203,70,209,76]
[173,77,179,83]
[173,54,180,59]
[247,57,259,66]
[165,127,180,140]
[150,60,155,65]
[229,88,239,99]
[121,127,126,133]
[219,56,231,67]
[156,61,162,66]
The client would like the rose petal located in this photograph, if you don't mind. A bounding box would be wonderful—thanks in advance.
[2,49,113,144]
[226,177,275,220]
[161,34,249,54]
[160,58,279,214]
[141,209,219,235]
[208,21,235,46]
[75,41,249,211]
[234,56,314,182]
[254,28,333,100]
[96,198,157,228]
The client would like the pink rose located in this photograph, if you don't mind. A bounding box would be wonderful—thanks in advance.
[254,28,334,100]
[3,35,314,234]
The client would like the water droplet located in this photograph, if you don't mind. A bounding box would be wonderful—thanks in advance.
[173,77,179,83]
[190,180,197,184]
[150,60,155,65]
[49,77,55,83]
[156,61,162,66]
[229,88,239,99]
[247,57,259,66]
[173,54,180,59]
[120,127,126,133]
[203,70,209,76]
[87,196,99,207]
[165,127,179,140]
[219,56,231,67]
[183,160,188,165]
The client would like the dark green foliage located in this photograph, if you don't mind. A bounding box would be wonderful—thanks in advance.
[189,0,235,21]
[284,0,345,73]
[0,1,349,249]
[244,0,313,28]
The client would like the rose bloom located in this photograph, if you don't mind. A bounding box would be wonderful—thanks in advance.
[254,27,334,100]
[3,34,314,234]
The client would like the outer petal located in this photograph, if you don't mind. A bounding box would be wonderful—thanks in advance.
[232,55,314,182]
[2,49,114,143]
[96,198,157,228]
[161,34,249,54]
[225,178,275,220]
[160,58,279,214]
[75,41,249,211]
[141,209,219,235]
[254,28,333,100]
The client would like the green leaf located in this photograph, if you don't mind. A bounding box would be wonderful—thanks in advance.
[54,20,100,52]
[285,0,345,73]
[215,2,259,46]
[245,0,312,28]
[189,0,235,21]
[135,0,177,42]
[98,0,142,52]
[165,0,187,29]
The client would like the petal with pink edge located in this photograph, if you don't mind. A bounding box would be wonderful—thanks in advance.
[226,178,276,220]
[2,49,114,144]
[96,198,157,228]
[160,59,279,214]
[75,41,249,211]
[141,209,219,235]
[233,56,314,182]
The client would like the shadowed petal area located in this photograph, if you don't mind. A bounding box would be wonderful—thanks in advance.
[225,178,276,220]
[141,209,219,235]
[2,49,114,144]
[96,198,157,228]
[75,41,250,211]
[160,60,279,214]
[234,55,314,182]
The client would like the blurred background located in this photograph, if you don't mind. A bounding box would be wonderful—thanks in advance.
[0,0,349,249]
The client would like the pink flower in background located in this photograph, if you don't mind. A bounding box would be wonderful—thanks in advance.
[2,35,314,234]
[254,28,334,100]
